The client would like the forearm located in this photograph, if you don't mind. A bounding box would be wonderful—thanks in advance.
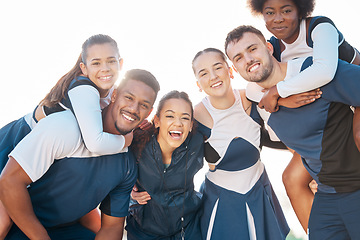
[0,159,49,239]
[277,23,339,98]
[95,214,125,240]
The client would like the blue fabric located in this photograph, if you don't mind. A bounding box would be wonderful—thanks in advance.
[0,117,31,171]
[268,58,360,193]
[200,171,289,240]
[27,151,137,227]
[5,223,95,240]
[126,132,204,238]
[309,190,360,239]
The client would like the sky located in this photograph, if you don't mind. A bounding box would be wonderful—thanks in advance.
[1,1,359,239]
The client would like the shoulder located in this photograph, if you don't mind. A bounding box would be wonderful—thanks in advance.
[194,101,213,129]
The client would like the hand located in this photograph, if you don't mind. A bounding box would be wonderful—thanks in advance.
[258,86,280,113]
[278,89,322,109]
[138,119,153,131]
[309,180,318,194]
[123,131,133,148]
[131,185,151,205]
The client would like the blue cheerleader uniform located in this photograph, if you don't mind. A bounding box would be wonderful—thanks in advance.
[197,90,289,240]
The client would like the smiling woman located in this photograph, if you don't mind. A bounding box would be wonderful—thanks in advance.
[126,90,204,240]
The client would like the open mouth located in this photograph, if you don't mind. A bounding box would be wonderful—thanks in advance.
[121,111,138,122]
[169,130,183,139]
[248,63,260,73]
[211,81,222,88]
[99,75,112,82]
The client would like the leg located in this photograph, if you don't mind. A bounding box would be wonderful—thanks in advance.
[309,193,350,240]
[282,152,314,232]
[0,201,12,240]
[79,208,101,233]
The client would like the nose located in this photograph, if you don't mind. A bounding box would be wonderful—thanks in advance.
[127,101,140,115]
[174,116,183,126]
[244,52,254,63]
[100,62,110,72]
[274,12,284,23]
[209,70,218,81]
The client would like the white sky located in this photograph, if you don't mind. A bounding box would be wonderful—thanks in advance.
[1,1,359,239]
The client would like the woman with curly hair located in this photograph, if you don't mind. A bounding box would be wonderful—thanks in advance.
[246,0,360,232]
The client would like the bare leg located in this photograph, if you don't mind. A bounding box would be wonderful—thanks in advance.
[0,200,12,240]
[79,208,101,233]
[282,152,314,232]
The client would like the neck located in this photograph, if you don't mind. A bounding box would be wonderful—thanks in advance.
[102,104,118,135]
[257,60,287,89]
[208,87,236,110]
[157,139,174,165]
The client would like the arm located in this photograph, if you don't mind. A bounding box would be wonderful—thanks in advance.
[0,157,50,240]
[277,89,322,109]
[260,23,339,112]
[95,213,125,240]
[131,185,151,205]
[276,22,339,98]
[68,85,129,155]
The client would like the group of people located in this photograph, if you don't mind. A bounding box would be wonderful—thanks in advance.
[1,0,360,239]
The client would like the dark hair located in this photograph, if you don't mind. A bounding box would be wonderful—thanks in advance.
[192,48,229,73]
[117,69,160,100]
[132,90,193,159]
[41,34,119,108]
[247,0,315,19]
[225,25,267,57]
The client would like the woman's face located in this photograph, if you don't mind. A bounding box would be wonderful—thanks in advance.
[262,0,300,44]
[80,43,123,97]
[193,51,232,98]
[154,98,193,151]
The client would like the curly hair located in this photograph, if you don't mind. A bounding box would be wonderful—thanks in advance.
[131,90,194,159]
[247,0,316,19]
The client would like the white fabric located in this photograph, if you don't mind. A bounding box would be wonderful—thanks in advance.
[68,85,126,155]
[10,111,83,182]
[202,90,261,160]
[276,20,339,97]
[206,160,264,194]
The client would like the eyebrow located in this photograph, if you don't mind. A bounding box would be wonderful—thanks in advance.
[89,56,117,62]
[125,91,152,105]
[197,62,223,75]
[264,4,293,10]
[231,44,257,61]
[165,109,191,116]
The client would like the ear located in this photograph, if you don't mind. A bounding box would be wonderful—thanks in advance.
[80,62,88,76]
[189,121,193,132]
[146,107,153,120]
[266,42,274,55]
[111,89,117,103]
[229,66,234,79]
[196,81,202,92]
[119,58,124,71]
[231,65,238,73]
[153,114,160,128]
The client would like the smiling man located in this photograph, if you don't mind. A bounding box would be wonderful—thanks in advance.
[225,25,360,239]
[0,69,160,240]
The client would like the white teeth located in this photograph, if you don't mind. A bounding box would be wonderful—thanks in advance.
[100,76,111,80]
[249,64,259,72]
[170,130,182,134]
[123,114,134,121]
[211,82,222,88]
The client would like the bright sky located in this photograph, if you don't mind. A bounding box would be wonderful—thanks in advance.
[1,1,358,239]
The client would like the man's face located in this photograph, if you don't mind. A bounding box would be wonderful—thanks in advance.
[111,79,156,135]
[226,32,274,83]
